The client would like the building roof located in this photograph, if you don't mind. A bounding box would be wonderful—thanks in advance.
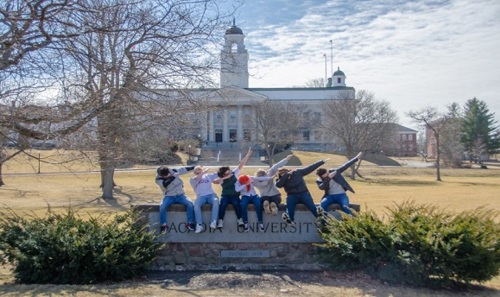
[225,18,243,35]
[333,67,345,76]
[391,123,418,133]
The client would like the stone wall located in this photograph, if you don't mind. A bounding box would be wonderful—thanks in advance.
[133,203,360,271]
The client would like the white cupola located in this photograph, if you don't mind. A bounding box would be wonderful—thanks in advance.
[331,67,346,87]
[220,19,249,88]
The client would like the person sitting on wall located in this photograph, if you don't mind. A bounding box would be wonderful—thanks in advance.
[155,165,196,234]
[214,148,253,229]
[235,174,274,232]
[253,154,293,216]
[276,158,329,226]
[315,152,363,217]
[190,165,220,233]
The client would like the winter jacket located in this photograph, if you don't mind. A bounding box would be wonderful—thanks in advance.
[220,168,240,197]
[316,156,359,196]
[276,160,325,195]
[155,166,194,196]
[252,157,289,197]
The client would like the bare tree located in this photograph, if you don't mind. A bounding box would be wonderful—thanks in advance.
[440,103,465,167]
[55,0,230,199]
[1,0,234,195]
[251,100,305,165]
[302,78,325,88]
[408,107,449,181]
[321,90,398,179]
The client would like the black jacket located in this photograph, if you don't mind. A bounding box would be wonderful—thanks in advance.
[316,156,359,195]
[276,160,325,195]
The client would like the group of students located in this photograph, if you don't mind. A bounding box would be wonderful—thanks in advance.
[155,148,363,234]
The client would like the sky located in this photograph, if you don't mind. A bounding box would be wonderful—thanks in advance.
[229,0,500,129]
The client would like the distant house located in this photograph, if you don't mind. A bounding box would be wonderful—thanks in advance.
[393,124,418,156]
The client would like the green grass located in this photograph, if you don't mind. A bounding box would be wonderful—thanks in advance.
[1,149,499,294]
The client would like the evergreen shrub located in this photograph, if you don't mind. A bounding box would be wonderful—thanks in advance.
[0,208,163,284]
[317,201,500,287]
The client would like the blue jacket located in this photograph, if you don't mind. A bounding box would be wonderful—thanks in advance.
[316,156,359,195]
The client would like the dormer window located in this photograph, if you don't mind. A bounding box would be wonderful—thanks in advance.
[337,78,342,84]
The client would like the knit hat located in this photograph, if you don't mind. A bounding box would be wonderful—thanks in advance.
[238,175,251,192]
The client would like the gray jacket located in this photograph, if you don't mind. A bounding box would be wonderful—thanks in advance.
[155,166,193,196]
[253,157,289,197]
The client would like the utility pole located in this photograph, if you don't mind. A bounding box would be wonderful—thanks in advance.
[330,39,333,75]
[323,54,327,86]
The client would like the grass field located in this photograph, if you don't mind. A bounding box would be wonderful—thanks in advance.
[0,149,499,295]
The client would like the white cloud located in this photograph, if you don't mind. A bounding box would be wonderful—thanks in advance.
[239,0,500,128]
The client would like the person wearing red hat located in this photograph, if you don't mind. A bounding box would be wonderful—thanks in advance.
[235,174,274,232]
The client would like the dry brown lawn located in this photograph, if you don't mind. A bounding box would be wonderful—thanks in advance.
[0,149,499,296]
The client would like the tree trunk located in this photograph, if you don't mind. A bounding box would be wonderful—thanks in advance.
[354,160,363,178]
[100,162,116,199]
[436,133,442,181]
[0,162,4,187]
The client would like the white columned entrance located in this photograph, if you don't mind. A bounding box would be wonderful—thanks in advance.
[223,106,229,142]
[208,110,214,142]
[237,104,243,141]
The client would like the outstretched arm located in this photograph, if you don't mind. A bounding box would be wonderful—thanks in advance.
[268,154,293,176]
[299,158,329,176]
[333,152,363,174]
[237,148,253,171]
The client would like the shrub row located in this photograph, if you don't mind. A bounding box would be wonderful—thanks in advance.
[317,201,500,287]
[0,208,163,284]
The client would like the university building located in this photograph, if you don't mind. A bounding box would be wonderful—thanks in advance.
[189,22,355,151]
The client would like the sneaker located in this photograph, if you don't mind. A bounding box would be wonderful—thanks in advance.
[237,218,245,227]
[188,223,195,231]
[210,220,217,229]
[316,205,325,218]
[244,223,249,232]
[259,223,264,232]
[282,212,292,224]
[217,219,224,228]
[290,221,296,227]
[270,202,278,216]
[195,224,203,233]
[263,200,271,214]
[160,225,168,234]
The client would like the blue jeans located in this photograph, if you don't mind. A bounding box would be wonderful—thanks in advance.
[240,195,263,223]
[320,193,352,215]
[218,195,242,220]
[285,192,318,221]
[194,193,220,224]
[159,194,194,225]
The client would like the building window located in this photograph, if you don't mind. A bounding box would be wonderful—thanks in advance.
[303,130,310,141]
[302,112,310,123]
[229,111,236,123]
[408,134,413,141]
[229,129,237,142]
[215,111,222,122]
[244,129,251,141]
[337,78,341,84]
[313,112,321,122]
[314,130,322,142]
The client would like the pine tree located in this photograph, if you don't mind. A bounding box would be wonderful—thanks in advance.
[461,98,499,162]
